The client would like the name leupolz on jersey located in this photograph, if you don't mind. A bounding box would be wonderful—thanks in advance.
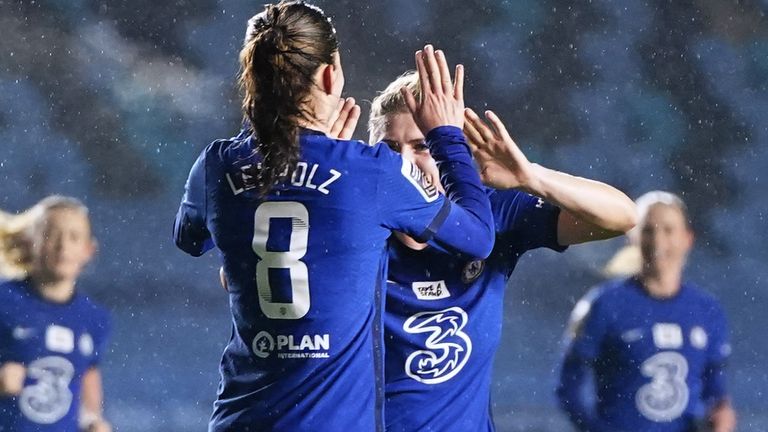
[226,161,342,196]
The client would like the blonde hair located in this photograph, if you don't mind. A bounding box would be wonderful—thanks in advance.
[0,195,89,279]
[368,71,421,144]
[602,190,689,278]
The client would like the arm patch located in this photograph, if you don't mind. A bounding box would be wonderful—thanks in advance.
[401,158,439,203]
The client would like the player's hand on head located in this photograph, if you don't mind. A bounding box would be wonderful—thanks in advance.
[328,97,361,140]
[463,108,538,191]
[402,44,464,133]
[0,361,26,396]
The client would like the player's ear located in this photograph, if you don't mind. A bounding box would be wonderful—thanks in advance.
[685,229,695,251]
[321,64,335,95]
[321,52,344,96]
[84,238,97,263]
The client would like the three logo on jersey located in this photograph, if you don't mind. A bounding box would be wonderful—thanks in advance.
[12,324,93,425]
[251,331,330,359]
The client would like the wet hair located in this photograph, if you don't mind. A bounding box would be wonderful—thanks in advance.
[0,195,90,279]
[368,71,421,144]
[238,1,339,195]
[602,190,690,278]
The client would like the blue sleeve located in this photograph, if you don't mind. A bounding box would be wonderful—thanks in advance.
[0,290,21,363]
[557,290,612,432]
[490,189,566,253]
[174,149,214,257]
[377,126,494,259]
[557,353,614,432]
[702,304,731,404]
[0,321,16,363]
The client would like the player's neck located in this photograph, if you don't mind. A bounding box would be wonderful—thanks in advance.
[298,93,334,135]
[29,272,76,304]
[639,267,682,299]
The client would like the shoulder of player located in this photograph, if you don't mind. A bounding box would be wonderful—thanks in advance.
[343,139,397,163]
[487,188,529,204]
[0,278,26,302]
[73,292,111,324]
[680,282,726,315]
[583,278,635,309]
[204,134,252,164]
[488,188,548,220]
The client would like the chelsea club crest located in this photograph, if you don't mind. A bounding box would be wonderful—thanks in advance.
[461,260,485,284]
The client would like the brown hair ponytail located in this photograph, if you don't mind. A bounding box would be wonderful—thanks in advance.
[238,1,338,195]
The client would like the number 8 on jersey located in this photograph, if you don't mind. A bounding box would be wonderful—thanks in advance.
[252,201,310,319]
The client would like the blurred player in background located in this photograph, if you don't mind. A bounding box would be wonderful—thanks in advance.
[0,196,111,432]
[367,71,637,431]
[173,1,496,430]
[557,191,736,432]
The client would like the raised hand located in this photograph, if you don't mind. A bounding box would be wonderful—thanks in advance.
[401,45,464,133]
[463,108,538,190]
[328,97,361,140]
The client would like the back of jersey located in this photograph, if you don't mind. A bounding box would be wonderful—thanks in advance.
[214,131,391,431]
[175,128,455,432]
[175,125,493,431]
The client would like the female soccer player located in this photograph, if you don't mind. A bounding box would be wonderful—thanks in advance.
[173,2,495,430]
[557,191,736,432]
[0,196,111,432]
[368,71,637,431]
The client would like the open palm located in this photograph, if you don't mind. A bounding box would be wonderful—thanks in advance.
[463,108,536,190]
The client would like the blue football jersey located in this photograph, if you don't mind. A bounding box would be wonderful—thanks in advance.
[384,190,566,432]
[173,126,494,431]
[558,278,731,432]
[0,279,111,432]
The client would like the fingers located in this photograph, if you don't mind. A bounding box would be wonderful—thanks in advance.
[401,87,418,114]
[327,98,345,132]
[414,50,430,97]
[421,45,443,94]
[462,115,484,148]
[484,110,511,142]
[454,64,464,101]
[329,98,359,139]
[435,50,453,95]
[338,103,361,140]
[464,108,494,144]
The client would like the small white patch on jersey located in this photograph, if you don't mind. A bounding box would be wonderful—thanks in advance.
[412,280,450,300]
[535,197,545,208]
[689,326,708,350]
[13,326,35,340]
[652,323,683,349]
[79,333,94,356]
[45,325,74,354]
[461,260,485,284]
[621,328,644,343]
[400,158,439,202]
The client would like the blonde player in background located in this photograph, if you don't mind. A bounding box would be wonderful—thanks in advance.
[0,196,111,432]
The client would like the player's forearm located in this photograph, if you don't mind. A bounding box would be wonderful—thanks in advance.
[427,126,495,258]
[80,367,104,416]
[523,164,636,234]
[709,398,737,432]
